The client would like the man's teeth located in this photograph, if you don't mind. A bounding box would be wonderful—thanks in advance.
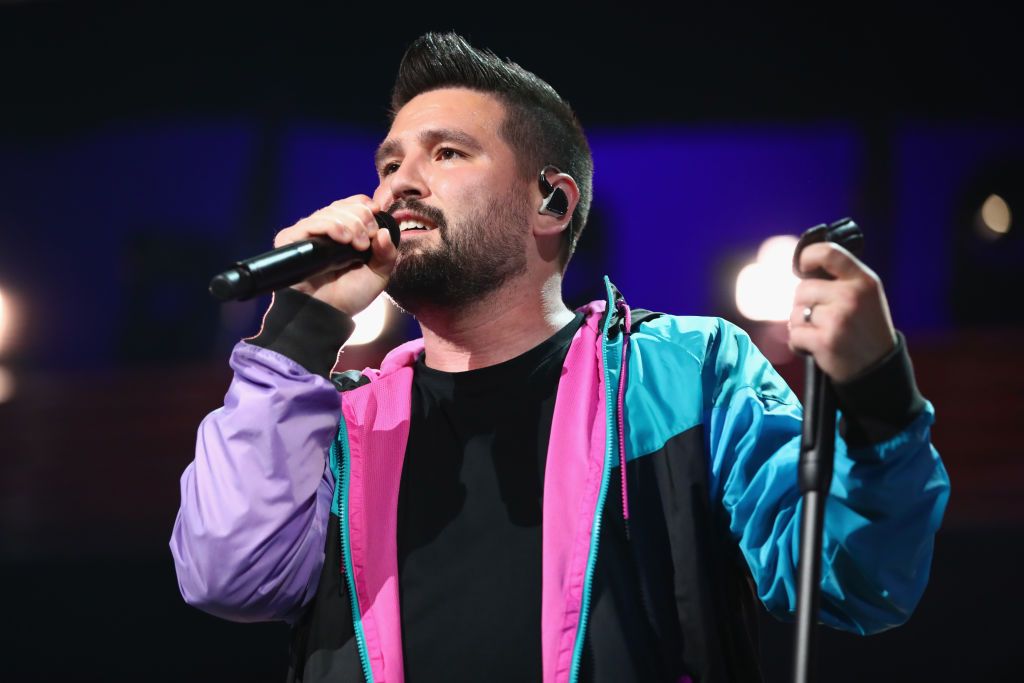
[399,220,432,232]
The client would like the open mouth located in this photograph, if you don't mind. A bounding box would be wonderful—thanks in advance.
[398,220,436,232]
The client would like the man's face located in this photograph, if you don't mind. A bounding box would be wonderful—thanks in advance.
[372,87,532,313]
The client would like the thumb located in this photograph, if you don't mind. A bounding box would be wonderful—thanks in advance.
[367,225,398,280]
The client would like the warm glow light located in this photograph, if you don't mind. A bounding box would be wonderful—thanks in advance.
[0,289,8,354]
[979,193,1012,236]
[347,294,389,346]
[735,235,801,321]
[757,235,800,268]
[0,367,13,404]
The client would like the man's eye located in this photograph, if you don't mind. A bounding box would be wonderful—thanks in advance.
[381,162,400,176]
[437,148,463,161]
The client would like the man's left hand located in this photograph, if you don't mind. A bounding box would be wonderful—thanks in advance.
[788,242,898,383]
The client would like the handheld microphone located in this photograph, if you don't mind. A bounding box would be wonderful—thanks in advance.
[209,212,401,302]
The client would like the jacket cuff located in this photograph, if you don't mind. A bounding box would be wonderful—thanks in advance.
[833,331,927,448]
[244,288,354,378]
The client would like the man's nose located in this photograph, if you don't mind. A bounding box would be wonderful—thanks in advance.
[386,158,429,202]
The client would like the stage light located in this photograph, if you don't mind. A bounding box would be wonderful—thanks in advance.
[978,193,1012,238]
[347,293,389,346]
[954,160,1024,325]
[735,235,800,321]
[757,234,801,267]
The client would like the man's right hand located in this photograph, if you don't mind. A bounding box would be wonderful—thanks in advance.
[272,195,398,316]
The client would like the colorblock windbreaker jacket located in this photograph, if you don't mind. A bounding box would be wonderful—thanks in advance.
[171,278,950,682]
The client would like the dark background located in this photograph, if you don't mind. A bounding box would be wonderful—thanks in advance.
[1,1,1022,681]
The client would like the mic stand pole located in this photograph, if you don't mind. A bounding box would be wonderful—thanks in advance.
[792,355,836,683]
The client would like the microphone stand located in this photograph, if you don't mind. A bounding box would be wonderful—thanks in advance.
[792,355,836,683]
[791,218,863,683]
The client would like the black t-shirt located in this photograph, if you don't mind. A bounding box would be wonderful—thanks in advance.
[396,313,585,683]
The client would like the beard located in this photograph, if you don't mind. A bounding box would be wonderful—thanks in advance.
[384,192,530,314]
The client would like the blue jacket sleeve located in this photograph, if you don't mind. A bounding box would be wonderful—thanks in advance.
[704,319,950,634]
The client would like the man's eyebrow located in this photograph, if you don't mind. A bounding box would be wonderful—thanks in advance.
[374,128,483,170]
[418,128,483,153]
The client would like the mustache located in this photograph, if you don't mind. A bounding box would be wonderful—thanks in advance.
[385,199,448,233]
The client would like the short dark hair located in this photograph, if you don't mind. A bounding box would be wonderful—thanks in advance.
[390,32,593,267]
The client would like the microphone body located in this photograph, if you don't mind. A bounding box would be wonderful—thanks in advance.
[209,213,400,301]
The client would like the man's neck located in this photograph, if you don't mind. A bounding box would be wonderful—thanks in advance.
[414,275,575,372]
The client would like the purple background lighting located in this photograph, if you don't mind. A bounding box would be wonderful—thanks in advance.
[7,121,1022,367]
[890,123,1024,331]
[590,126,861,316]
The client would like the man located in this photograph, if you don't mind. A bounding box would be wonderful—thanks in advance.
[171,32,949,682]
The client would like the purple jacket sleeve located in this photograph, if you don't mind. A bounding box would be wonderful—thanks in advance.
[170,341,339,623]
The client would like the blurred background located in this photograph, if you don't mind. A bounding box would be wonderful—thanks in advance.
[1,2,1021,680]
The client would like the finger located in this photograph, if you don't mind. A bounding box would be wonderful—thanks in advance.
[789,303,814,330]
[793,278,841,308]
[330,194,376,209]
[316,201,379,243]
[325,195,377,224]
[274,217,338,247]
[323,206,377,248]
[798,242,862,281]
[275,196,381,249]
[309,215,359,246]
[789,299,840,329]
[787,323,825,356]
[310,196,379,241]
[329,196,382,231]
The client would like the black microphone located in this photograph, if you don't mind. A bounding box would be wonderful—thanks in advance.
[209,212,401,302]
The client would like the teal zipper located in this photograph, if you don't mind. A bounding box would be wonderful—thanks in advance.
[568,278,621,682]
[333,420,375,683]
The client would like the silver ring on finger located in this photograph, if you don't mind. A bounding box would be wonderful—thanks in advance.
[802,305,815,324]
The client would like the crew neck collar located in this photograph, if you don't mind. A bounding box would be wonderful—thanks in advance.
[414,312,585,384]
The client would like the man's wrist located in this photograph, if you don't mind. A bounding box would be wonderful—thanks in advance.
[833,331,927,448]
[245,288,355,378]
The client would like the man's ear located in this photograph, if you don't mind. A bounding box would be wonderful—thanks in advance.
[535,167,580,238]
